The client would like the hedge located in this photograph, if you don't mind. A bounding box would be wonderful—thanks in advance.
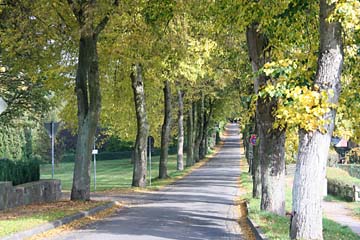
[0,158,40,185]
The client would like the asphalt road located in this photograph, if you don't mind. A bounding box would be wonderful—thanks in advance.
[49,124,243,240]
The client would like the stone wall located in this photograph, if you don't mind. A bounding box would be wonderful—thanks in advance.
[338,164,360,179]
[0,180,62,211]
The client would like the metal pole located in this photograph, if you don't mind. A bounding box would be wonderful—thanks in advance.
[51,121,55,179]
[149,137,152,186]
[93,142,97,191]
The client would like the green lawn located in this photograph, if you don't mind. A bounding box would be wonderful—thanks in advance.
[240,161,360,240]
[41,154,203,191]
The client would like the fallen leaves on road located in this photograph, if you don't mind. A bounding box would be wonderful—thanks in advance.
[0,200,105,220]
[27,202,122,240]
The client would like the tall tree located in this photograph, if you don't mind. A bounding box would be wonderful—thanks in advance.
[177,89,185,170]
[186,105,194,167]
[68,0,118,200]
[193,93,204,162]
[200,98,214,159]
[246,22,286,215]
[159,80,172,179]
[131,63,149,187]
[290,0,344,238]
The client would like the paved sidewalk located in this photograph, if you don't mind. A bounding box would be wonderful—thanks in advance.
[323,199,360,235]
[46,124,244,240]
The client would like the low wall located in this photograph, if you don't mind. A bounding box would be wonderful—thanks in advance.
[0,180,62,211]
[338,164,360,179]
[327,179,360,201]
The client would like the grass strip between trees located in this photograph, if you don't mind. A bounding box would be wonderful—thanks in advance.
[239,159,360,240]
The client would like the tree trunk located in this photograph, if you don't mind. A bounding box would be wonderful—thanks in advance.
[290,1,343,239]
[252,125,261,199]
[71,3,102,201]
[200,99,213,159]
[246,22,286,215]
[186,105,194,167]
[159,80,172,179]
[258,99,286,215]
[194,94,204,162]
[177,89,184,171]
[131,63,149,188]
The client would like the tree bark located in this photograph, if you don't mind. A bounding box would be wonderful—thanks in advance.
[159,80,172,179]
[70,2,102,201]
[194,93,204,162]
[252,125,261,199]
[290,1,343,239]
[258,101,286,215]
[131,63,149,188]
[177,89,184,171]
[186,105,194,167]
[246,22,286,215]
[200,99,213,159]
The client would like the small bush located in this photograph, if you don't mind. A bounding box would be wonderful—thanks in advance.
[0,158,40,185]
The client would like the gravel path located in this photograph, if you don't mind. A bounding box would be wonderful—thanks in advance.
[47,124,244,240]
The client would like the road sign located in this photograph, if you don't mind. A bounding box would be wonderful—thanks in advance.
[44,122,60,138]
[250,134,257,146]
[92,149,98,155]
[148,136,155,153]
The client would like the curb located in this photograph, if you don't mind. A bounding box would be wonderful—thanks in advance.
[2,201,117,240]
[246,216,268,240]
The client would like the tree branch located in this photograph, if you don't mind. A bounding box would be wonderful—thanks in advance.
[94,0,119,35]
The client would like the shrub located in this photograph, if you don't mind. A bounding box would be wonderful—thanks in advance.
[0,158,40,185]
[327,167,360,186]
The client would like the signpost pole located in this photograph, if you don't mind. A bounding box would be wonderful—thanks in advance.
[51,122,55,179]
[148,137,152,187]
[93,141,97,191]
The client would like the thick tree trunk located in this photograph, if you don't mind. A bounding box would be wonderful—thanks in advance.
[131,63,149,188]
[290,1,343,239]
[194,94,204,162]
[71,4,101,201]
[186,105,194,167]
[258,98,286,215]
[159,80,172,179]
[177,89,184,171]
[246,22,286,215]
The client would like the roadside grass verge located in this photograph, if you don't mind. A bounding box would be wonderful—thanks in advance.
[240,160,360,240]
[0,200,107,237]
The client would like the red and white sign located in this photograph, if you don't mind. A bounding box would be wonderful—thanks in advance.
[250,134,257,146]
